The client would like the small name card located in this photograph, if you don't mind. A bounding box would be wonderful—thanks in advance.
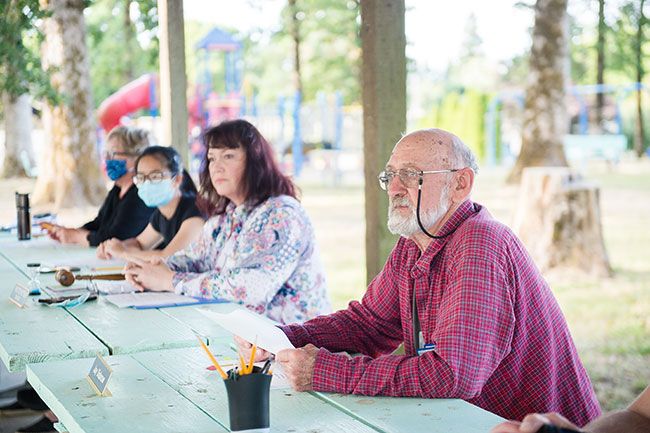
[9,284,30,308]
[86,354,113,397]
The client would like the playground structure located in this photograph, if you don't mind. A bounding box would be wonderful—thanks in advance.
[95,27,353,180]
[485,82,648,167]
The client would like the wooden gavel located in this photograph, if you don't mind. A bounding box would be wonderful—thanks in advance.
[55,269,125,287]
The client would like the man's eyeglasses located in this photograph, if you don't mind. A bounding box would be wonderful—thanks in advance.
[104,151,137,160]
[377,168,460,190]
[133,171,174,185]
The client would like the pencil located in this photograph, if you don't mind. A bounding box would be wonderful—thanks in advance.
[237,351,246,376]
[93,266,124,272]
[246,342,257,374]
[196,336,227,379]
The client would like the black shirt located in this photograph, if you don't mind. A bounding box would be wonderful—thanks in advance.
[149,194,203,249]
[82,185,154,247]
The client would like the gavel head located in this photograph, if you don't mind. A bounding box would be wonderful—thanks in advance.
[55,269,75,287]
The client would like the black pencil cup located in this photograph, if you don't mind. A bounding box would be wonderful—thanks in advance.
[223,366,272,432]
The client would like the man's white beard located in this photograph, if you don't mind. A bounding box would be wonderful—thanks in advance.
[387,186,451,238]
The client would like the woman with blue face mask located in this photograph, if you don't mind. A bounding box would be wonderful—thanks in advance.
[97,146,205,261]
[45,126,154,246]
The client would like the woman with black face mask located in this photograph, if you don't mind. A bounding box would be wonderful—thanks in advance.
[45,126,154,247]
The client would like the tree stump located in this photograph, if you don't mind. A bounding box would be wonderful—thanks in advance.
[512,167,612,277]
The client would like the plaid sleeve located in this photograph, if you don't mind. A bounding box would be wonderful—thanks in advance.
[310,254,515,398]
[282,244,404,357]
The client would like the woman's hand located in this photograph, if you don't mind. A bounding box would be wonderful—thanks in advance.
[491,413,582,433]
[124,256,174,292]
[103,238,126,259]
[96,240,113,260]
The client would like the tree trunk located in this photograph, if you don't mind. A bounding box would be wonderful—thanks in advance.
[634,0,646,158]
[507,0,569,183]
[123,0,135,83]
[596,0,605,129]
[512,167,612,277]
[360,0,405,283]
[32,0,104,209]
[2,92,34,178]
[288,0,303,96]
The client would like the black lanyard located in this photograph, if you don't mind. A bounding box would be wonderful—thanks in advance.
[412,284,421,350]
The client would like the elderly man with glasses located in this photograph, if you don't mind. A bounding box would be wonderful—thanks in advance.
[237,128,602,427]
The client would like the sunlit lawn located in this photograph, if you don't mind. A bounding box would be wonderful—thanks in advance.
[299,156,650,411]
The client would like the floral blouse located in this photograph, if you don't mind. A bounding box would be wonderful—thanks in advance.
[167,195,331,324]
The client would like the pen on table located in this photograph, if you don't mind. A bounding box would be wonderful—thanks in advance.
[260,359,272,375]
[196,335,227,379]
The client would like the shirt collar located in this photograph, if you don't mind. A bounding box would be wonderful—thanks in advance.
[409,199,477,276]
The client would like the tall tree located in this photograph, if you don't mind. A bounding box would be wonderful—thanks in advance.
[0,0,56,178]
[86,0,158,107]
[287,0,304,96]
[32,0,105,208]
[595,0,606,129]
[633,0,646,157]
[507,0,569,183]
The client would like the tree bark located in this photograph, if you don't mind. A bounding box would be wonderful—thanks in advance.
[2,92,33,178]
[360,0,405,283]
[123,0,135,83]
[596,0,605,129]
[634,0,646,158]
[158,0,189,166]
[288,0,303,96]
[507,0,569,183]
[512,167,612,277]
[32,0,104,209]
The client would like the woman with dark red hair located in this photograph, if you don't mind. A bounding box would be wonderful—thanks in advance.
[125,119,331,324]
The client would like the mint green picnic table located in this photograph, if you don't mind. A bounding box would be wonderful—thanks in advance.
[0,250,108,372]
[28,345,504,433]
[0,238,233,372]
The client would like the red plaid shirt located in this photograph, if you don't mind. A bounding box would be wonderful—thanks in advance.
[282,200,601,426]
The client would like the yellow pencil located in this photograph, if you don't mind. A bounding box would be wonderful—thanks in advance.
[246,342,257,375]
[196,336,227,379]
[93,266,124,272]
[237,351,246,375]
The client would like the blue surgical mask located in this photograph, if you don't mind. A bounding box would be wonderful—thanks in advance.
[105,159,128,181]
[137,178,176,208]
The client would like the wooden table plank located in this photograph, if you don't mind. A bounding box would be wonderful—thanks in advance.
[133,347,379,433]
[317,392,504,433]
[65,299,203,355]
[158,304,242,345]
[0,258,108,372]
[27,356,227,433]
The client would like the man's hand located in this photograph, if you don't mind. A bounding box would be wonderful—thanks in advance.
[124,256,174,292]
[276,344,320,392]
[491,413,583,433]
[233,335,272,363]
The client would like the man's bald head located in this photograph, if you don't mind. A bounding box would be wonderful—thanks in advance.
[394,128,479,173]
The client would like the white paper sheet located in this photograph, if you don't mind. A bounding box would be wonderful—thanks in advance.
[198,309,294,354]
[49,257,126,272]
[104,292,199,308]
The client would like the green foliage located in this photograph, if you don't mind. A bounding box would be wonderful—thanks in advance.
[85,0,159,107]
[247,0,361,104]
[417,89,490,161]
[0,0,58,104]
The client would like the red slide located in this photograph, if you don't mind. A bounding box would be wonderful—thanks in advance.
[97,73,158,132]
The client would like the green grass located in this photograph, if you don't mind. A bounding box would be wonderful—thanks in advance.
[298,158,650,411]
